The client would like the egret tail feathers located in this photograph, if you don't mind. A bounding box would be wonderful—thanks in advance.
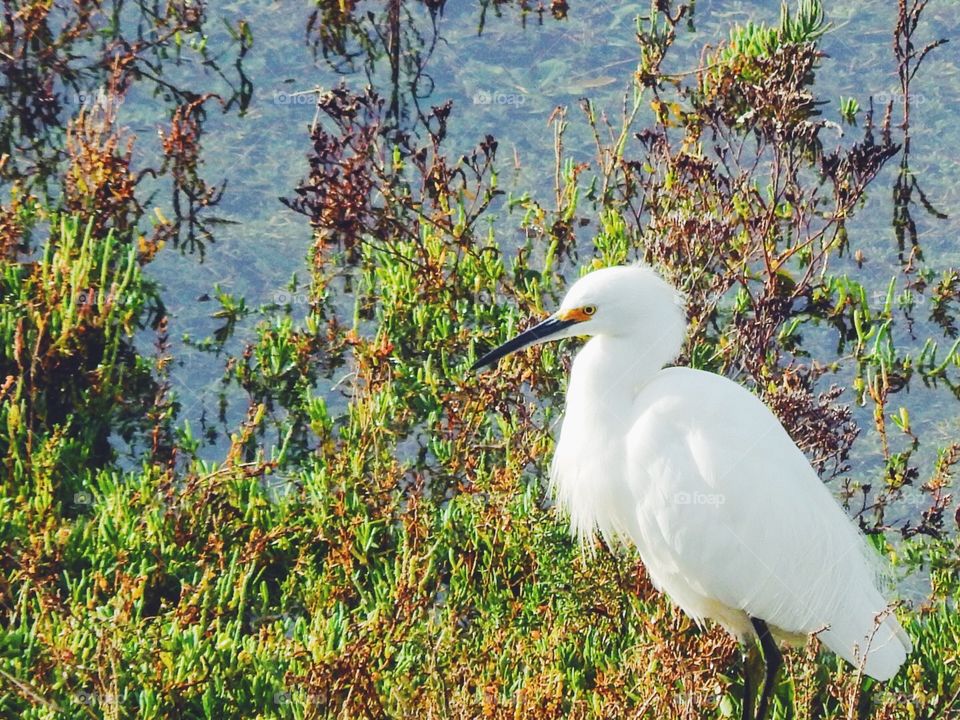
[819,607,911,681]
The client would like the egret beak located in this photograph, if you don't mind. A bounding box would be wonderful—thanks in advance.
[472,313,580,371]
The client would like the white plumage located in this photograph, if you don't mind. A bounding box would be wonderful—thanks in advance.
[475,264,911,710]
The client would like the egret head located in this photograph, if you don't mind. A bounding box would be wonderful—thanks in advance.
[472,265,686,371]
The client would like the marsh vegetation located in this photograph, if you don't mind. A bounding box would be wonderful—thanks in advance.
[1,1,958,718]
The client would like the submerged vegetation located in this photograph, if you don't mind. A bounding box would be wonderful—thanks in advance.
[1,0,958,718]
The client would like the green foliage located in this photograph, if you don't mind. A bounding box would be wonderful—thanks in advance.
[779,0,828,45]
[720,0,826,65]
[840,96,860,124]
[700,0,827,133]
[0,214,161,486]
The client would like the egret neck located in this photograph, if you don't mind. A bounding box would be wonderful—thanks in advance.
[553,321,685,546]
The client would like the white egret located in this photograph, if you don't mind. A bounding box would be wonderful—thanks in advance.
[473,265,911,720]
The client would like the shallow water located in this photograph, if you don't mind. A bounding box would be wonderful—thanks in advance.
[8,2,958,525]
[136,2,959,490]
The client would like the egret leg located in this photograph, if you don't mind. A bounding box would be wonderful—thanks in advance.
[750,617,783,720]
[740,642,759,720]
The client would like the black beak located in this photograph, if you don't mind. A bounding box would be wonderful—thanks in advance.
[472,314,579,371]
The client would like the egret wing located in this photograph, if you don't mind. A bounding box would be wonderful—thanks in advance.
[623,367,909,679]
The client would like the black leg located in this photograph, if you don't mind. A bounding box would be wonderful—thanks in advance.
[741,642,758,720]
[750,617,783,720]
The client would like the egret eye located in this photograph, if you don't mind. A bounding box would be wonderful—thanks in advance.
[583,305,597,316]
